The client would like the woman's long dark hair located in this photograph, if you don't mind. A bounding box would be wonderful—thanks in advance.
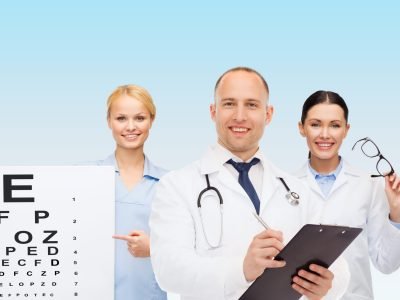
[301,90,349,124]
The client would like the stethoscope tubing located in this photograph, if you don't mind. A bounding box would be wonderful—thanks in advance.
[197,174,300,248]
[197,174,223,208]
[198,174,224,248]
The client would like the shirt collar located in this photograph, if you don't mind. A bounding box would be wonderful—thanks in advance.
[308,157,343,179]
[214,143,265,166]
[143,156,162,181]
[104,152,161,181]
[102,153,119,172]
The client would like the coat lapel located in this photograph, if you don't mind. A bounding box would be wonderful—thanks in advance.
[259,160,279,214]
[329,160,362,196]
[295,164,326,199]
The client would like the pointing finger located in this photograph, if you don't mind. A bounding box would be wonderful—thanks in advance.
[113,234,132,241]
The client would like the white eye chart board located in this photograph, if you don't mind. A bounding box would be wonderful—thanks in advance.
[0,166,115,300]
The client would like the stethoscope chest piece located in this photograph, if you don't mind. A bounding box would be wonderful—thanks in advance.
[285,191,300,206]
[277,177,300,206]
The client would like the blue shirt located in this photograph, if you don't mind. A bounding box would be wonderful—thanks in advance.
[96,153,168,300]
[308,159,343,198]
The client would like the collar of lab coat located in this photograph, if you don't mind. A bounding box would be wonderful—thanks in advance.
[199,144,286,213]
[294,159,364,198]
[199,143,267,175]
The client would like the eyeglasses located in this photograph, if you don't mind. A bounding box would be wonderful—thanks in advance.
[352,137,395,178]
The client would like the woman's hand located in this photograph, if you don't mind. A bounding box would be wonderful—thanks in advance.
[385,173,400,222]
[113,230,150,257]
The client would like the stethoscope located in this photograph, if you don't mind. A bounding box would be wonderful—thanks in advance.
[276,177,300,206]
[197,174,300,248]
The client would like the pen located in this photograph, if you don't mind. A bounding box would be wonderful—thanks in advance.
[252,212,270,230]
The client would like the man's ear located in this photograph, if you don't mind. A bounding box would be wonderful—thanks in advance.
[298,121,306,137]
[210,103,216,121]
[265,105,274,125]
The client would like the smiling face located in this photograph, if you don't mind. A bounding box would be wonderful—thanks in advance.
[299,103,350,172]
[210,70,273,161]
[107,94,153,152]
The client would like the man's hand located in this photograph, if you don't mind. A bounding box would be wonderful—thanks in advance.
[292,264,334,300]
[243,229,286,282]
[113,230,150,257]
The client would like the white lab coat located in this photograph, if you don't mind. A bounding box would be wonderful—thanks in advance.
[294,160,400,300]
[150,146,349,300]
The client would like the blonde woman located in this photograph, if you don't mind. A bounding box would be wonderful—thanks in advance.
[96,85,167,299]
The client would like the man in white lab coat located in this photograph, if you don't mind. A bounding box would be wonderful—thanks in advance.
[150,67,348,299]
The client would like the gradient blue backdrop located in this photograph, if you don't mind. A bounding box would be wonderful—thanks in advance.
[1,1,399,298]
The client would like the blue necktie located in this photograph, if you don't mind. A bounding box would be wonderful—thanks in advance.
[228,158,261,214]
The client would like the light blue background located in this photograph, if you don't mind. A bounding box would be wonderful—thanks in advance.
[1,1,399,298]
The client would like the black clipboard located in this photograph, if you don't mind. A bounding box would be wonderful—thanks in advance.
[240,224,362,300]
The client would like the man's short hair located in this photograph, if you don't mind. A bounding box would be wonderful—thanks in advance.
[214,66,270,96]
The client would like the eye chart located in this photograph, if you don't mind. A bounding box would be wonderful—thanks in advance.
[0,166,115,299]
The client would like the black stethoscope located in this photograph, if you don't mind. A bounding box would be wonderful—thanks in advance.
[197,174,300,248]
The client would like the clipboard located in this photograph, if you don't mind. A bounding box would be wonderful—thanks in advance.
[240,224,362,300]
